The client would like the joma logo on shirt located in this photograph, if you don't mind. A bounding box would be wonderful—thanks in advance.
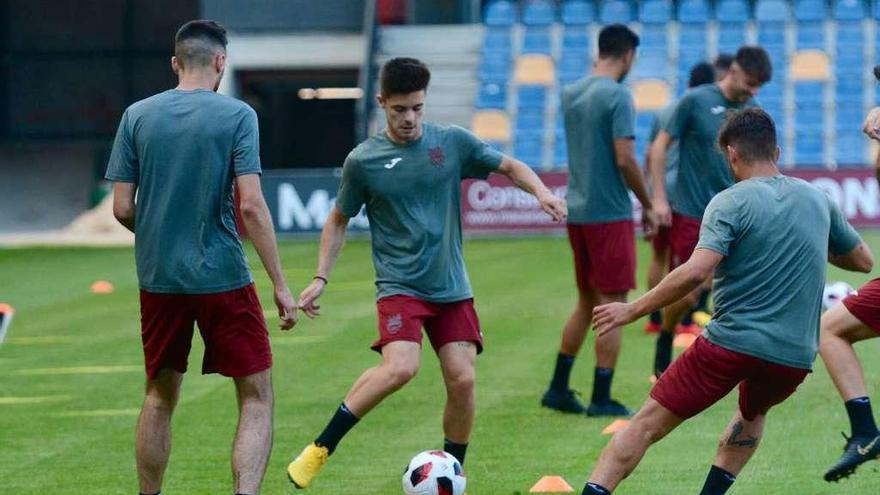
[428,147,445,167]
[711,106,727,115]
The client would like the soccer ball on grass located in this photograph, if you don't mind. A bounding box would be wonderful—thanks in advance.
[402,450,466,495]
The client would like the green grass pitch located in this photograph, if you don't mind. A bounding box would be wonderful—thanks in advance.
[1,235,879,494]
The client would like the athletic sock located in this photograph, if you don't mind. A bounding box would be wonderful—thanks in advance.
[682,310,694,326]
[314,402,360,455]
[582,482,611,494]
[590,367,614,404]
[550,353,576,392]
[697,289,711,312]
[654,331,674,376]
[649,310,662,325]
[444,438,469,465]
[139,492,160,495]
[845,396,880,438]
[699,465,736,495]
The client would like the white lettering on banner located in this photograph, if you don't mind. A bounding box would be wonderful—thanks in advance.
[842,177,879,218]
[277,183,369,231]
[467,181,567,211]
[811,178,843,207]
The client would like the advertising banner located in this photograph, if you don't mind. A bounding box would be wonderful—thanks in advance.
[261,170,369,234]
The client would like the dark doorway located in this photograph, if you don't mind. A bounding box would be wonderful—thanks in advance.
[238,68,360,169]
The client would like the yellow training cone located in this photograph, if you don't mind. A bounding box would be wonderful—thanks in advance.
[530,475,574,493]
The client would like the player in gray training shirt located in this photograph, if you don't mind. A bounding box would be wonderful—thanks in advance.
[581,109,871,495]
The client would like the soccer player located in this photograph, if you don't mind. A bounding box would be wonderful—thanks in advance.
[643,62,716,335]
[713,53,734,81]
[106,20,297,495]
[648,46,772,378]
[581,108,872,495]
[285,57,566,489]
[818,107,880,481]
[540,24,657,418]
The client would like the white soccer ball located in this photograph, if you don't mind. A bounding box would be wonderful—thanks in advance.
[402,450,466,495]
[823,281,855,311]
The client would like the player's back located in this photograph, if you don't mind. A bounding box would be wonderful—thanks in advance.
[702,175,859,368]
[562,76,634,224]
[107,89,261,294]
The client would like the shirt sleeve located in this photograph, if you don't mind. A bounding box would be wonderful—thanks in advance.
[827,196,863,256]
[664,94,693,140]
[456,126,504,179]
[233,106,262,176]
[696,192,740,257]
[335,152,367,218]
[611,89,636,140]
[105,110,139,183]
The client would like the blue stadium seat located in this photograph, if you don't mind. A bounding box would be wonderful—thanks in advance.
[680,24,707,49]
[716,0,751,22]
[477,82,508,109]
[522,0,556,26]
[756,0,790,22]
[484,0,517,26]
[515,110,545,134]
[794,132,825,165]
[635,50,667,79]
[599,0,634,23]
[522,27,552,54]
[562,28,590,53]
[640,24,667,48]
[639,0,672,24]
[717,23,745,53]
[561,0,595,25]
[833,0,865,21]
[678,0,710,22]
[794,0,826,21]
[478,55,511,83]
[558,53,589,82]
[553,136,568,167]
[836,22,864,47]
[757,25,786,49]
[483,27,512,54]
[836,107,864,131]
[835,78,863,100]
[796,22,824,49]
[517,85,548,110]
[514,132,545,168]
[836,134,866,165]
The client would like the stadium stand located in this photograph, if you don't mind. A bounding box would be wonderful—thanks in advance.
[476,0,878,170]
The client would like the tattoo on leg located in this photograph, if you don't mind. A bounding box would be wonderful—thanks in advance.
[726,421,759,448]
[456,342,474,348]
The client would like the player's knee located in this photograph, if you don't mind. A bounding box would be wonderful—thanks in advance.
[446,370,476,398]
[144,387,178,412]
[386,362,419,388]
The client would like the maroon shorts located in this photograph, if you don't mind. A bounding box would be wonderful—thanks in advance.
[669,212,702,269]
[567,221,636,294]
[650,336,809,420]
[651,225,671,255]
[373,295,483,354]
[843,278,880,334]
[139,283,272,380]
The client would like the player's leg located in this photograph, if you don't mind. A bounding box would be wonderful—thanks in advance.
[587,290,631,417]
[231,369,273,495]
[136,369,184,495]
[645,228,670,333]
[582,398,684,493]
[438,341,478,464]
[544,225,598,413]
[700,410,763,495]
[819,290,880,481]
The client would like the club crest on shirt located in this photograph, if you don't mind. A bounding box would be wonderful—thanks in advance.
[386,313,403,334]
[428,146,445,167]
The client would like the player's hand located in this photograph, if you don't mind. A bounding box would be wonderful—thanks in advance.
[298,278,326,319]
[642,207,659,240]
[274,285,298,330]
[593,302,637,337]
[653,197,672,227]
[863,107,880,141]
[538,192,567,223]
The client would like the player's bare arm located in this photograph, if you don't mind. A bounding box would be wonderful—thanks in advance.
[614,137,658,236]
[236,173,298,330]
[648,131,673,226]
[496,156,567,222]
[112,182,137,233]
[863,106,880,141]
[299,206,349,318]
[828,241,874,273]
[593,248,722,336]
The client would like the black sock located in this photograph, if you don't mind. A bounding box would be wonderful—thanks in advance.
[845,396,879,437]
[444,438,469,465]
[550,353,576,392]
[699,465,736,495]
[139,492,160,495]
[697,289,711,312]
[314,402,360,455]
[682,310,694,326]
[582,482,611,494]
[649,310,662,325]
[590,367,614,404]
[654,331,674,377]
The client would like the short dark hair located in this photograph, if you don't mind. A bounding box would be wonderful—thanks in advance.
[735,46,772,83]
[714,53,734,72]
[689,62,715,88]
[718,108,778,163]
[174,20,228,69]
[597,24,640,59]
[380,57,431,97]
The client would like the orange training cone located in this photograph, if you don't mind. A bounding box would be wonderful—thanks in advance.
[674,333,697,349]
[90,280,115,294]
[530,475,575,493]
[601,419,629,435]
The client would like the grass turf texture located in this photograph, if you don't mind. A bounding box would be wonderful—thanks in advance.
[1,235,879,494]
